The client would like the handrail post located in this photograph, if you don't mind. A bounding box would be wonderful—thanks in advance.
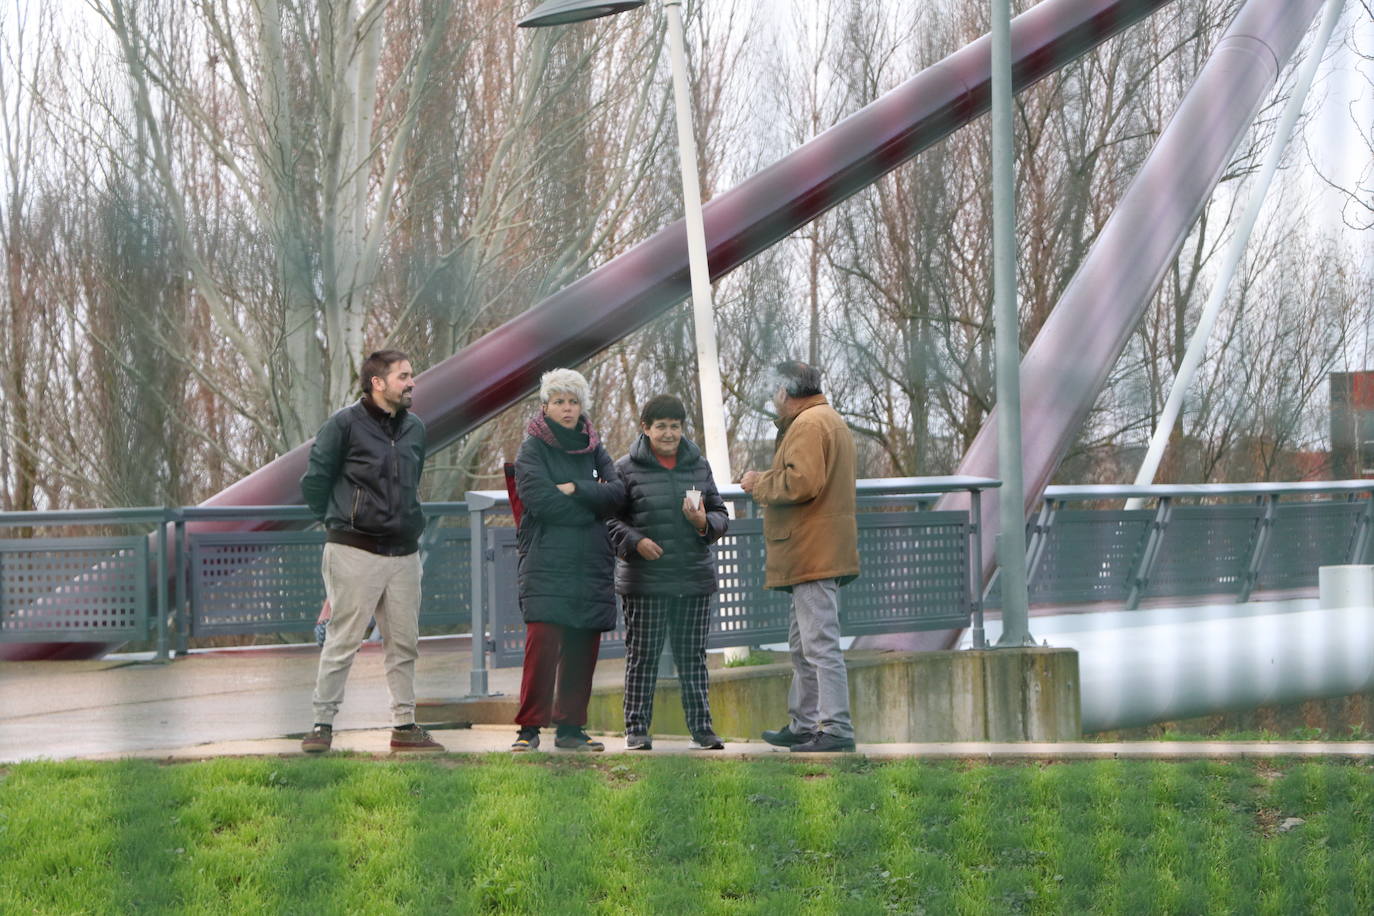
[155,509,170,662]
[969,487,987,648]
[1349,491,1374,564]
[465,492,496,697]
[174,513,189,656]
[1126,496,1172,610]
[1238,493,1278,603]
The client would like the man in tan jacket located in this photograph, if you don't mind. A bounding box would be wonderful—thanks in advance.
[741,361,859,752]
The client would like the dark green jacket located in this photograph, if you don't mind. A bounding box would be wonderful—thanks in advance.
[607,435,728,596]
[300,397,426,556]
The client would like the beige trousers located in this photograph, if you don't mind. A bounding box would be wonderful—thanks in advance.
[311,542,422,727]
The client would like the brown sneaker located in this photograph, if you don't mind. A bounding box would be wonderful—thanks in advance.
[390,725,444,753]
[301,724,332,754]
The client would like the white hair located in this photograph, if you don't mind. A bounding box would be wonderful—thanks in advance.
[539,368,591,412]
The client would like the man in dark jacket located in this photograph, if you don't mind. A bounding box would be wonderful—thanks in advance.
[609,395,730,750]
[297,350,443,754]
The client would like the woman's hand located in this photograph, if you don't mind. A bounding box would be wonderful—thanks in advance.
[556,482,575,495]
[636,538,664,560]
[682,497,707,532]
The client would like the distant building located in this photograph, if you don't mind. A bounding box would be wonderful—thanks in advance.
[1330,372,1374,479]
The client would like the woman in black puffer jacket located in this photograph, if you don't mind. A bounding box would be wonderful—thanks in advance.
[608,394,729,750]
[511,368,624,753]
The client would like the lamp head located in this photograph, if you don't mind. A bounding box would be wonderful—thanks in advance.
[518,0,646,28]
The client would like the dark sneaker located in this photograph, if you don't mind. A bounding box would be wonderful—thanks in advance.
[689,730,725,750]
[761,724,815,747]
[554,728,605,752]
[511,728,540,752]
[390,725,444,753]
[301,724,332,754]
[790,732,856,753]
[625,732,652,751]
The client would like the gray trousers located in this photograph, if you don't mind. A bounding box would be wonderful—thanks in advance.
[786,578,853,739]
[311,542,422,727]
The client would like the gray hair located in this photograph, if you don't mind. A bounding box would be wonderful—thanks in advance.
[539,368,591,411]
[772,360,823,399]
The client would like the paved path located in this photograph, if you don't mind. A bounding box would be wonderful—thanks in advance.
[4,640,1374,762]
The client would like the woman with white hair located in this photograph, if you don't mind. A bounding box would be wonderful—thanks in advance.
[510,368,625,751]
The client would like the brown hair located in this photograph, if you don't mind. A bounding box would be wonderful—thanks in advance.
[639,394,687,427]
[359,350,410,397]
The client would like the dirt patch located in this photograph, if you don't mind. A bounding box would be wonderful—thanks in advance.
[600,763,641,786]
[1254,807,1282,838]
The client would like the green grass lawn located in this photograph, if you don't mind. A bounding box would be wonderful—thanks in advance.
[2,755,1371,914]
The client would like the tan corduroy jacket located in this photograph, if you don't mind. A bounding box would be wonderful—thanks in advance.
[749,395,860,591]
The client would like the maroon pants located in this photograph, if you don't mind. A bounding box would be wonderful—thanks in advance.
[515,622,602,728]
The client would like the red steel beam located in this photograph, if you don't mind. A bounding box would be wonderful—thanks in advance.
[202,0,1178,512]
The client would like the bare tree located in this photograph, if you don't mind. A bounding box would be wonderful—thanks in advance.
[0,0,55,511]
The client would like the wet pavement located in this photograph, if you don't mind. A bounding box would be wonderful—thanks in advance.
[4,638,1374,763]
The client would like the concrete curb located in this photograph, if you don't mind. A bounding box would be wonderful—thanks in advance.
[45,728,1374,764]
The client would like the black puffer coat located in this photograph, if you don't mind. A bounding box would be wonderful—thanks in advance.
[514,414,625,631]
[607,434,729,597]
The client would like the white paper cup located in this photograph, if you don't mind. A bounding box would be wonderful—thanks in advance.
[685,488,702,511]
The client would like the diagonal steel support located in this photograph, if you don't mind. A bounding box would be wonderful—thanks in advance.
[1238,494,1279,603]
[1126,497,1173,610]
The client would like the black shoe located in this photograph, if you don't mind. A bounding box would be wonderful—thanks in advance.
[761,724,816,747]
[689,730,724,750]
[554,728,605,752]
[511,727,540,752]
[625,732,652,751]
[791,732,856,753]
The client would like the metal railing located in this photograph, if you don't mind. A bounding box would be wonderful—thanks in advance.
[9,478,1363,674]
[0,504,474,661]
[463,477,1000,694]
[0,478,998,675]
[171,504,473,654]
[1006,481,1374,610]
[0,508,172,656]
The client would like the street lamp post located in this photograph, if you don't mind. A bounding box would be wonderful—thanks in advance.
[990,0,1033,646]
[519,0,733,483]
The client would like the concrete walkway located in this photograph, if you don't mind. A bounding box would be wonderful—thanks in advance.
[3,638,1374,763]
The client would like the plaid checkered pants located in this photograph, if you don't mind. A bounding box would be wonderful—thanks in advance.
[621,594,713,735]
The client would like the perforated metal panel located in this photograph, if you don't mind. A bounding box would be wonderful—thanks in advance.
[707,518,795,648]
[842,511,971,633]
[419,528,472,629]
[1025,510,1152,605]
[491,528,527,667]
[487,528,634,668]
[190,532,326,635]
[1144,505,1262,599]
[0,537,149,641]
[1256,501,1364,591]
[489,510,971,667]
[191,529,473,636]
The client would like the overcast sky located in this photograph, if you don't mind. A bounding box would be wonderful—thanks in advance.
[3,0,1370,241]
[1306,7,1373,235]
